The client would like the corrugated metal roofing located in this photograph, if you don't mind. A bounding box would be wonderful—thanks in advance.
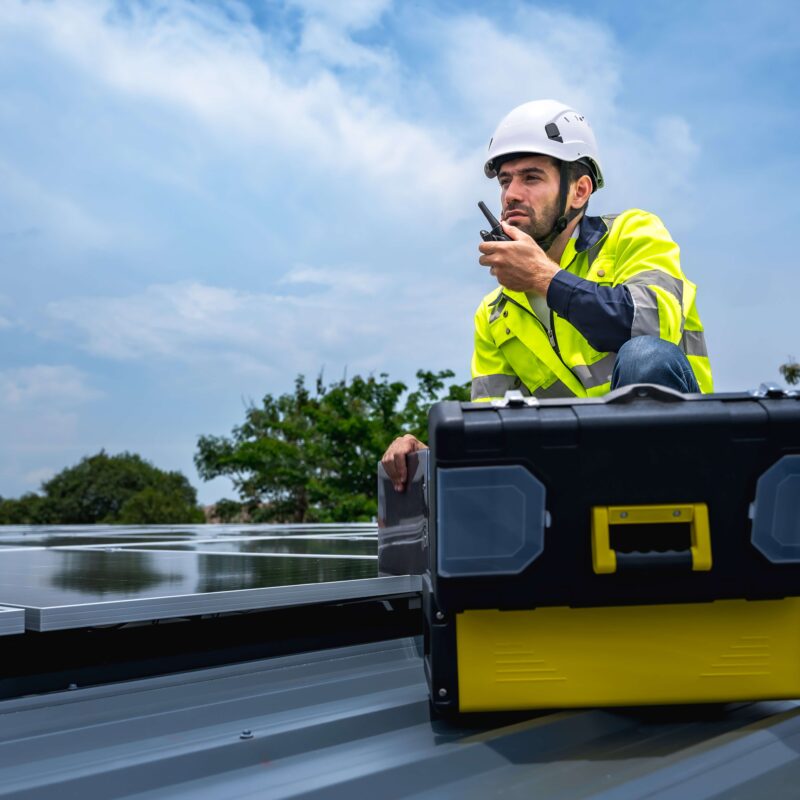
[2,636,799,799]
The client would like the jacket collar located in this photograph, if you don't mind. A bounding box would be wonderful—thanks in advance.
[575,214,609,252]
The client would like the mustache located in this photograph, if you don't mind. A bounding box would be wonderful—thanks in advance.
[502,203,536,221]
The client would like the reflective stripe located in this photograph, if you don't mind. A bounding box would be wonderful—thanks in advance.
[471,374,527,400]
[489,296,507,323]
[535,379,575,398]
[681,329,708,357]
[625,269,683,304]
[571,352,617,389]
[628,284,661,337]
[587,244,603,269]
[488,289,504,306]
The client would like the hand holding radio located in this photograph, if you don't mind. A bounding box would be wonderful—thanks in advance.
[477,201,560,295]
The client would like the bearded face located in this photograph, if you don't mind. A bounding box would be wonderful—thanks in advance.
[498,155,563,244]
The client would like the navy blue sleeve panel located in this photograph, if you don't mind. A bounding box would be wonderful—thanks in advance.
[546,270,635,353]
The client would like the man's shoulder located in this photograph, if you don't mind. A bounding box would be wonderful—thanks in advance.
[475,285,505,311]
[606,208,671,237]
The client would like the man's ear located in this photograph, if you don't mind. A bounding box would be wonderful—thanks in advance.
[569,174,593,211]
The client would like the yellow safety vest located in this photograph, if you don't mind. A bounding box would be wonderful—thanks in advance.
[471,209,713,400]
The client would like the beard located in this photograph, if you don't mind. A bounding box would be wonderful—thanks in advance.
[503,197,560,245]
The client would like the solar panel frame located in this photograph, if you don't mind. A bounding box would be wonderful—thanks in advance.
[0,606,25,636]
[17,574,422,631]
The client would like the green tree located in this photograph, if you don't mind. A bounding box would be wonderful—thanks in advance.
[0,452,205,525]
[780,357,800,386]
[117,486,205,524]
[0,493,54,525]
[196,369,469,523]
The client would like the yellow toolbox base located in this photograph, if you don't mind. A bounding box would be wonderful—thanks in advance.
[456,599,800,712]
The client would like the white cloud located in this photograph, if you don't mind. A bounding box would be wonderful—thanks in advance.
[46,271,477,382]
[0,0,473,220]
[0,365,101,407]
[0,315,11,330]
[286,0,393,31]
[279,265,389,294]
[298,18,393,70]
[0,160,113,250]
[437,12,621,129]
[433,10,700,219]
[0,366,100,494]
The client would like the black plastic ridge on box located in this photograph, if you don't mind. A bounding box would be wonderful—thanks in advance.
[427,391,800,614]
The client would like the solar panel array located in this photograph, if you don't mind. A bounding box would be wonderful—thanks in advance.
[0,524,420,631]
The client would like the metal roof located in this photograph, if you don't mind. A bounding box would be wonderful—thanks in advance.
[2,636,799,799]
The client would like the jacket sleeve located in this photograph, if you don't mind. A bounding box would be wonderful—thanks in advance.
[547,211,686,352]
[547,272,633,353]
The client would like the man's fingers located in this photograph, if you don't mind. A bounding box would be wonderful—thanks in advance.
[392,450,407,491]
[501,220,528,241]
[479,240,508,255]
[381,435,428,492]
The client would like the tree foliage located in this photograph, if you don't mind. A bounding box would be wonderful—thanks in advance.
[780,357,800,386]
[196,369,469,523]
[0,451,204,525]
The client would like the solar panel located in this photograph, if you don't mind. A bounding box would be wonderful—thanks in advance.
[0,605,24,636]
[0,542,420,632]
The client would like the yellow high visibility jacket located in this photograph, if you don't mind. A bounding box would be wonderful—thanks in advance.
[471,209,713,400]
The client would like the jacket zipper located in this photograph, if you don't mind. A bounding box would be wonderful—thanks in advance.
[548,310,560,355]
[501,294,570,371]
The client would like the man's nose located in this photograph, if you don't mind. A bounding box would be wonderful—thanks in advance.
[503,177,524,205]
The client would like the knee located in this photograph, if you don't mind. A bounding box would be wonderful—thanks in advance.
[615,336,683,384]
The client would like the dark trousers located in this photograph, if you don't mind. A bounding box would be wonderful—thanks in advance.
[611,336,700,394]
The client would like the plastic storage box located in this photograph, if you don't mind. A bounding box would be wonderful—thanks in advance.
[422,384,800,713]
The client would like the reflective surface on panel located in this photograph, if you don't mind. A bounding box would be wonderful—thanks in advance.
[0,524,380,611]
[0,548,378,606]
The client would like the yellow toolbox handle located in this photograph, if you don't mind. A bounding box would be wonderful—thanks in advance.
[591,503,712,574]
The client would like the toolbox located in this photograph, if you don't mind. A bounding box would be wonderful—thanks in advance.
[420,384,800,713]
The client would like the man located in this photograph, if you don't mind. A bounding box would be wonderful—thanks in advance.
[383,99,712,491]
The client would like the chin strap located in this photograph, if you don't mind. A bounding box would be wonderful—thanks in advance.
[535,160,579,251]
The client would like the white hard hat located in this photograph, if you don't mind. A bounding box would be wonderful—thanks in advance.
[485,99,605,190]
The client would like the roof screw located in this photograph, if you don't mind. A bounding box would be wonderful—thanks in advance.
[67,683,78,691]
[673,510,681,517]
[619,511,628,519]
[438,688,448,698]
[435,611,445,621]
[240,730,254,740]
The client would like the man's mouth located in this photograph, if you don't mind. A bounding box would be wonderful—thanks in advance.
[504,209,529,221]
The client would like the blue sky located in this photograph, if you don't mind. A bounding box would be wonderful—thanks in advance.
[1,0,798,504]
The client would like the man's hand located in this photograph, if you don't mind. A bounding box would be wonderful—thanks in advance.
[478,221,560,294]
[381,434,428,492]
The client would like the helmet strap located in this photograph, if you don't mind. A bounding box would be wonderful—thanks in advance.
[535,160,578,251]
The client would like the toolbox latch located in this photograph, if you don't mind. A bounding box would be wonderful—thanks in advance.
[491,390,539,408]
[751,382,797,399]
[603,383,686,404]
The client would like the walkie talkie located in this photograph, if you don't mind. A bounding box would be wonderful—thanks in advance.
[478,201,511,242]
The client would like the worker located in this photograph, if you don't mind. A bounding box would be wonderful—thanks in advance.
[382,99,712,491]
